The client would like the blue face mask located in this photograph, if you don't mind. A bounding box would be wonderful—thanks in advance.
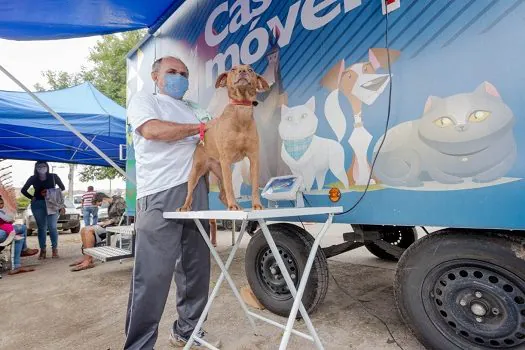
[163,73,189,99]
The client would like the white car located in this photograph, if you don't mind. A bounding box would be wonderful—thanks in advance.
[23,198,81,234]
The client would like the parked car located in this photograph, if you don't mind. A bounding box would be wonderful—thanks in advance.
[24,198,81,235]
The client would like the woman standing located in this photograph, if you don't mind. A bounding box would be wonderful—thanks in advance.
[21,161,66,259]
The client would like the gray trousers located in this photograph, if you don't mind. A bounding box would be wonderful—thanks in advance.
[124,178,210,350]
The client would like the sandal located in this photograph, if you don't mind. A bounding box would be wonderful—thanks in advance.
[8,267,35,275]
[38,249,46,260]
[70,262,95,272]
[52,248,59,259]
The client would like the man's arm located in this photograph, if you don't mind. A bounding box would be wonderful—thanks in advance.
[138,120,200,142]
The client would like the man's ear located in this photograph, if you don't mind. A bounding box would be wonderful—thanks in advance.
[215,72,228,88]
[256,75,270,92]
[151,71,158,83]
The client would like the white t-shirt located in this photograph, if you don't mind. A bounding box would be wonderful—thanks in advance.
[127,91,202,199]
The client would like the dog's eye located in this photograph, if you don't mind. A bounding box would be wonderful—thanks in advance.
[301,113,307,119]
[248,68,253,72]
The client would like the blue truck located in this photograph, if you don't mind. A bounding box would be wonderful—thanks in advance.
[126,1,525,348]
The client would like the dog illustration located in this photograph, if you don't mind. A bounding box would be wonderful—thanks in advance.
[321,48,400,186]
[279,97,349,191]
[179,65,270,211]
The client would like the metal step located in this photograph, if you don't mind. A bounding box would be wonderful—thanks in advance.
[83,246,133,262]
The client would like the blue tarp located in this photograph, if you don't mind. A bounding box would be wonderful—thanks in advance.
[0,0,185,40]
[0,82,126,167]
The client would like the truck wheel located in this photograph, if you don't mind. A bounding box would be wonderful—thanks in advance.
[365,226,417,261]
[395,230,525,350]
[70,225,80,233]
[223,220,233,231]
[245,223,329,318]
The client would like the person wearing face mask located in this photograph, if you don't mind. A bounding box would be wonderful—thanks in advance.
[21,161,66,259]
[124,56,221,349]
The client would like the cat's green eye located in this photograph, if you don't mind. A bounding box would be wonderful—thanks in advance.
[469,110,490,122]
[301,113,307,119]
[434,117,455,127]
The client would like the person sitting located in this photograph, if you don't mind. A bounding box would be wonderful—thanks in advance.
[0,197,39,275]
[70,193,126,272]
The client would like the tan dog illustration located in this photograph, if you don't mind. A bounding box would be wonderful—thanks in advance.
[180,65,270,211]
[321,48,400,186]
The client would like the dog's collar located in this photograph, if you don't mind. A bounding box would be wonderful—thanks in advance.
[230,99,258,107]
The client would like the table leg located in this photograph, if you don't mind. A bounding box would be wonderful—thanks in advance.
[184,219,255,350]
[257,215,334,350]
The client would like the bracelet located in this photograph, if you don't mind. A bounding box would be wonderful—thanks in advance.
[199,122,206,145]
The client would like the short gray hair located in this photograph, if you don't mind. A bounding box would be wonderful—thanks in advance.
[151,56,188,73]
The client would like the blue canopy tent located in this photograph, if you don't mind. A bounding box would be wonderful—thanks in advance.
[0,0,188,178]
[0,82,126,167]
[0,0,185,41]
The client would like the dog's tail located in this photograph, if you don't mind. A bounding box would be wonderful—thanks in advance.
[324,89,347,143]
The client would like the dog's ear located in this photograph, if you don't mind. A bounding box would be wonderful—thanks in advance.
[256,75,270,92]
[215,72,228,88]
[305,96,315,112]
[321,60,344,91]
[369,48,401,70]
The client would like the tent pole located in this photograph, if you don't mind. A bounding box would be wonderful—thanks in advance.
[0,64,132,182]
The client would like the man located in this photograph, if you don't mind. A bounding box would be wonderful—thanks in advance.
[81,185,98,226]
[124,56,220,349]
[0,197,39,275]
[69,193,126,272]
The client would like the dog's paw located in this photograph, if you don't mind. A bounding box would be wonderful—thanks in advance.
[228,203,242,211]
[252,203,263,210]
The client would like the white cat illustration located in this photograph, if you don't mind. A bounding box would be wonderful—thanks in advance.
[279,97,349,192]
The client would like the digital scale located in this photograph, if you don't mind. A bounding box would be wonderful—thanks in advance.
[261,175,304,208]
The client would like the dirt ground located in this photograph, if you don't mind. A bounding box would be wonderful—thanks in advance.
[1,225,426,350]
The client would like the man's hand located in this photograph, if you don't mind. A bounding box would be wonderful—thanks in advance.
[100,220,112,228]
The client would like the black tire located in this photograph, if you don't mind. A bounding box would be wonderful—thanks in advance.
[245,223,329,318]
[70,225,80,233]
[365,226,417,261]
[26,228,34,236]
[223,220,233,231]
[395,230,525,350]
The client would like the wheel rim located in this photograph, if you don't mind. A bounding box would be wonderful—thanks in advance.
[378,226,414,248]
[256,245,299,300]
[423,260,525,348]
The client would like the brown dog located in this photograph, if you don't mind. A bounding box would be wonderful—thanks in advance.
[180,65,270,211]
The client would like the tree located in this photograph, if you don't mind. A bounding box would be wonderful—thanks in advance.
[79,166,123,182]
[34,67,94,91]
[87,30,144,106]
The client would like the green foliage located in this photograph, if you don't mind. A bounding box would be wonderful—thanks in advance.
[34,30,145,106]
[16,196,31,211]
[78,166,124,182]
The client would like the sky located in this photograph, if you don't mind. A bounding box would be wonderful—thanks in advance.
[0,37,126,192]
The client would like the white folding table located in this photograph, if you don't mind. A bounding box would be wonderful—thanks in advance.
[163,206,343,350]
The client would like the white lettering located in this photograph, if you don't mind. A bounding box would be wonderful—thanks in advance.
[344,0,362,13]
[301,0,341,31]
[205,2,229,46]
[252,0,272,17]
[229,0,251,34]
[205,44,240,87]
[266,1,301,47]
[240,27,269,65]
